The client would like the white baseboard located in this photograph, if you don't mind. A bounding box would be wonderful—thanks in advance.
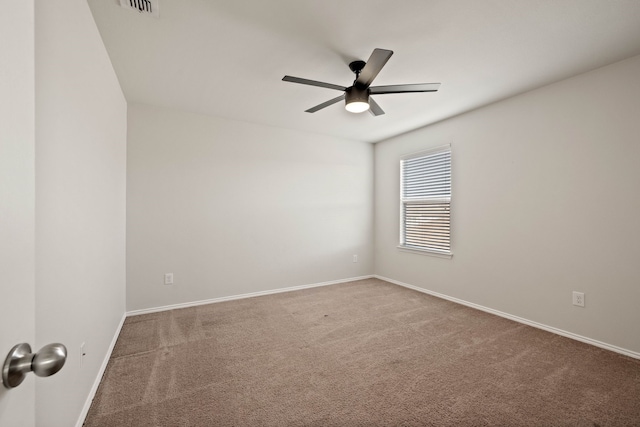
[75,312,127,427]
[127,275,375,317]
[375,275,640,360]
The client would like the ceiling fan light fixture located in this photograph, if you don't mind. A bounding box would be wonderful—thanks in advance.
[345,87,370,113]
[345,101,370,113]
[283,48,440,116]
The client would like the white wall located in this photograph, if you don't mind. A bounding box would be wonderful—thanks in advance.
[34,1,127,426]
[127,104,373,311]
[375,54,640,355]
[0,0,36,425]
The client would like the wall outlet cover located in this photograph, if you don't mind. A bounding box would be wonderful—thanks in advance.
[572,291,585,307]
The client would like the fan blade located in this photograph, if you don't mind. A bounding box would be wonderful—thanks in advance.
[355,48,393,88]
[370,83,440,94]
[283,76,346,91]
[305,94,346,113]
[368,98,385,116]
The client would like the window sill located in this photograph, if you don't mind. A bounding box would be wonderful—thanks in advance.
[397,246,453,259]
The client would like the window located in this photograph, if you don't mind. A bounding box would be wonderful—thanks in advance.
[399,145,451,257]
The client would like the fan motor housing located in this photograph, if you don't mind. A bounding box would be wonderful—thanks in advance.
[345,86,369,104]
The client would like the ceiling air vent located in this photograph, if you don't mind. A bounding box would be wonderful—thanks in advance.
[119,0,159,18]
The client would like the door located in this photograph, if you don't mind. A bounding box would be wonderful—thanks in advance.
[0,0,37,426]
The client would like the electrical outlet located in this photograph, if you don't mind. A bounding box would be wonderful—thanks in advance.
[80,342,86,368]
[353,254,358,263]
[572,291,585,307]
[164,273,174,285]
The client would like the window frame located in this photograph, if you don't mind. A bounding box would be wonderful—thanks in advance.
[398,144,452,258]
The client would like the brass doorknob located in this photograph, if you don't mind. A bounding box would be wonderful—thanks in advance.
[2,343,67,389]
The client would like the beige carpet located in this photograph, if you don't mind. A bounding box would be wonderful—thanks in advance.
[84,278,640,426]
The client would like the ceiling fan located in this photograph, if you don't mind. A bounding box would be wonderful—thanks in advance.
[282,48,440,116]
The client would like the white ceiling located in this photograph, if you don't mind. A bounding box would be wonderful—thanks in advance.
[88,0,640,143]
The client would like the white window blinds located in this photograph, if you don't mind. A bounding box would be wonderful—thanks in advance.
[400,146,451,255]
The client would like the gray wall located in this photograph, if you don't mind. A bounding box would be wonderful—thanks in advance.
[35,0,127,425]
[126,104,374,311]
[375,55,640,354]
